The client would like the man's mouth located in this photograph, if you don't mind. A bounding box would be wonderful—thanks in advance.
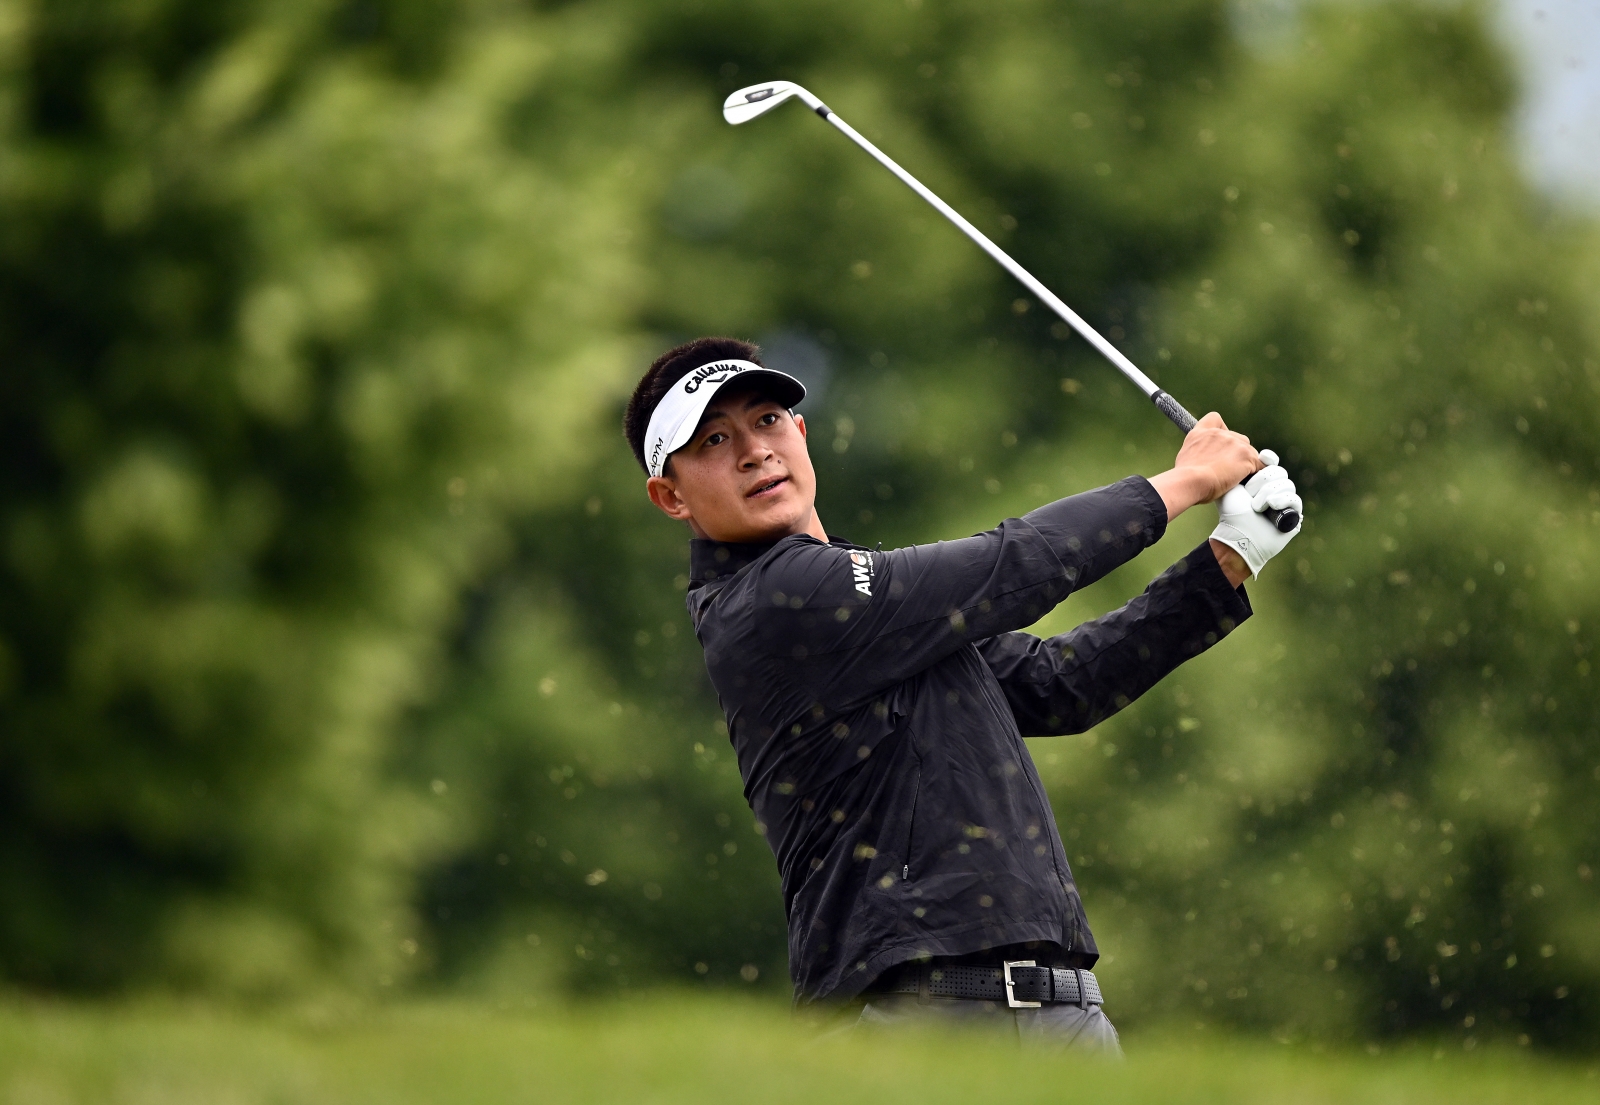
[747,476,788,499]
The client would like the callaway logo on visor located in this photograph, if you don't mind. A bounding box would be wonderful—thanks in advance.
[644,359,806,478]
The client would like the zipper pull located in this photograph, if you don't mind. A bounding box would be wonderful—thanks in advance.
[902,864,909,880]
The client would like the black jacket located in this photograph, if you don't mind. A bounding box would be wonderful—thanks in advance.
[686,477,1251,1003]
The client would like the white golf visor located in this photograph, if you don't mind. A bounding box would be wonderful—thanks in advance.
[644,360,806,478]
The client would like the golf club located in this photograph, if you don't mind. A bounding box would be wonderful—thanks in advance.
[722,80,1300,533]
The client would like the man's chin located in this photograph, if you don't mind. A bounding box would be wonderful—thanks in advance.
[708,504,810,545]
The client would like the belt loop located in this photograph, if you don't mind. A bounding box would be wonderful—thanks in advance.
[1074,968,1087,1009]
[917,964,931,1006]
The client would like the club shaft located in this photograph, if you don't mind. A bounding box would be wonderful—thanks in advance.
[807,98,1297,533]
[821,109,1166,402]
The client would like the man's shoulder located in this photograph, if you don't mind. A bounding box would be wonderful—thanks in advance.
[690,535,875,629]
[753,535,879,598]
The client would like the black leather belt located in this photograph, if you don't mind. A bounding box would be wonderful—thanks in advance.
[874,959,1104,1009]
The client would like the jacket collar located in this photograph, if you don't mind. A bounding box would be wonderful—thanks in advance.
[688,532,861,587]
[688,538,774,585]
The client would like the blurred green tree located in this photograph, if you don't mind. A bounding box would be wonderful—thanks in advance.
[0,0,646,993]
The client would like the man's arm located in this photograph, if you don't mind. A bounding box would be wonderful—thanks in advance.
[757,412,1260,707]
[976,542,1252,736]
[755,477,1169,706]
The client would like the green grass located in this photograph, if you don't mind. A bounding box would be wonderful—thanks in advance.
[1,995,1596,1104]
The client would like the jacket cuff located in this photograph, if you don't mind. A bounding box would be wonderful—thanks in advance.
[1126,476,1170,549]
[1181,539,1254,629]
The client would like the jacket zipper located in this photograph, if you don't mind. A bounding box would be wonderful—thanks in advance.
[1017,731,1077,949]
[1024,764,1068,883]
[902,767,920,881]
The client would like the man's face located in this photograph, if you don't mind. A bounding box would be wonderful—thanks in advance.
[645,386,820,544]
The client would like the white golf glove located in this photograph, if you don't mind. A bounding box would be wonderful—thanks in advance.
[1209,449,1302,579]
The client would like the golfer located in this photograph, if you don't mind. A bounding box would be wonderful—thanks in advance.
[625,336,1302,1050]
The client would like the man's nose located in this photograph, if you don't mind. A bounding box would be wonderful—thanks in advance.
[738,435,772,468]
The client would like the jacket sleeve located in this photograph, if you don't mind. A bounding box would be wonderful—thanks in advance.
[975,541,1253,736]
[752,477,1168,706]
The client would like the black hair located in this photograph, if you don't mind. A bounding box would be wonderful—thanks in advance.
[623,336,763,473]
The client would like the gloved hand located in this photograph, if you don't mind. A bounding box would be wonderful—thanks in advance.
[1209,449,1302,579]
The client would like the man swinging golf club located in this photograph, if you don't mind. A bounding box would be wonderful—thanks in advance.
[623,77,1302,1048]
[624,336,1302,1050]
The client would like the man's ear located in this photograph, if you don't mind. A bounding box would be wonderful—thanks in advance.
[646,475,694,522]
[794,412,806,438]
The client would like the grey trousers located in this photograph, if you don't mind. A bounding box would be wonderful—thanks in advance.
[855,993,1123,1055]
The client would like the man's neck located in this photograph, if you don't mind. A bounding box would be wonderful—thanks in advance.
[690,509,828,545]
[797,509,828,542]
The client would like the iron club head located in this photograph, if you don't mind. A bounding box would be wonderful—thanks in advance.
[723,81,826,125]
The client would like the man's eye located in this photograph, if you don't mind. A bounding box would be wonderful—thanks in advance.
[703,432,727,447]
[758,413,779,426]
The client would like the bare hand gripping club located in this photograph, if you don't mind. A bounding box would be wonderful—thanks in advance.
[723,81,1300,533]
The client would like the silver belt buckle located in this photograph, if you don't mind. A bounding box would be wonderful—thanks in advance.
[1002,959,1041,1009]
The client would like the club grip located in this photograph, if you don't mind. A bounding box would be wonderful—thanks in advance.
[1266,505,1300,532]
[1150,389,1196,433]
[1150,391,1299,533]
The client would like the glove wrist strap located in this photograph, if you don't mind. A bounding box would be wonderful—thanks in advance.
[1209,522,1266,579]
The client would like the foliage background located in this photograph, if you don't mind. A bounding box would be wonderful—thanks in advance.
[1,0,1596,1053]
